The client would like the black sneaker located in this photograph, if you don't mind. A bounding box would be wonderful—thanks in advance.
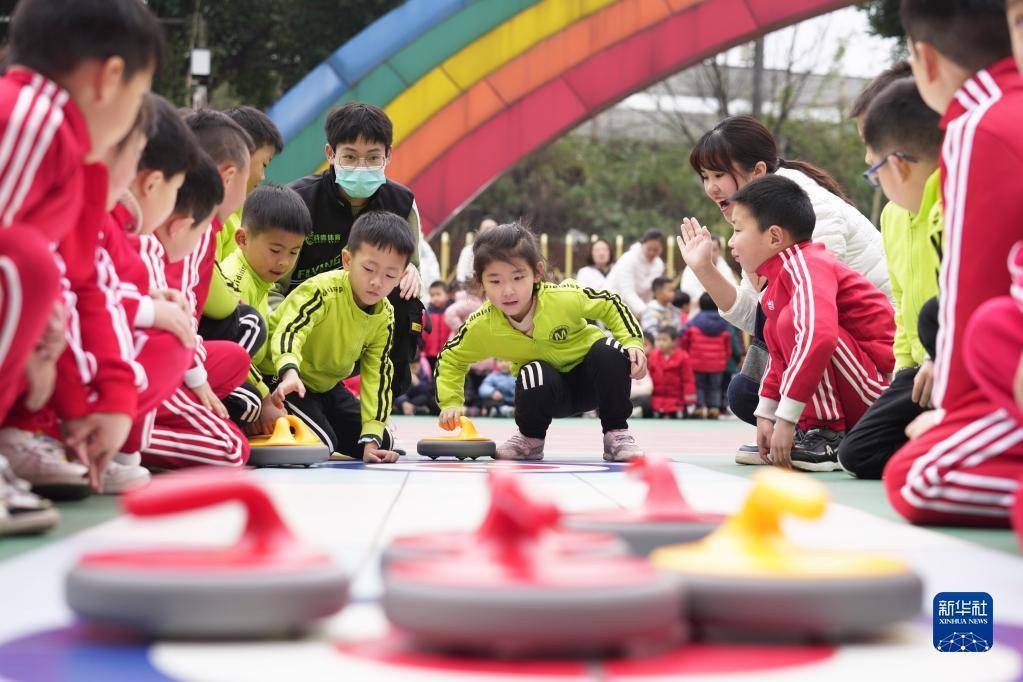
[790,428,844,472]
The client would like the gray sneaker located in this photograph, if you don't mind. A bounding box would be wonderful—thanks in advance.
[603,429,644,462]
[496,430,545,461]
[735,442,763,465]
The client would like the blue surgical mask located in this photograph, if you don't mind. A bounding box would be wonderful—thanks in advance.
[334,164,386,199]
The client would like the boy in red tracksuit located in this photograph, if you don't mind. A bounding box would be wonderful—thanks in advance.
[142,152,250,469]
[680,292,733,419]
[164,110,253,425]
[725,175,895,473]
[648,327,696,418]
[423,281,453,371]
[0,0,166,494]
[884,1,1023,528]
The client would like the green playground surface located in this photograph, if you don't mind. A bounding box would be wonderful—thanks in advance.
[0,417,1017,562]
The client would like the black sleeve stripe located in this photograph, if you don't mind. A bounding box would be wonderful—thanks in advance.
[375,319,395,422]
[582,287,642,338]
[279,289,323,355]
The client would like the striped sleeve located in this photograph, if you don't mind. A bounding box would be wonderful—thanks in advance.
[270,280,326,376]
[434,309,490,409]
[359,313,395,441]
[577,284,643,347]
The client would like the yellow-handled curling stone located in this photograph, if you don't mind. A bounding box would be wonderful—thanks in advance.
[248,415,330,467]
[562,455,725,555]
[382,470,682,655]
[416,416,496,460]
[651,469,922,639]
[65,470,348,637]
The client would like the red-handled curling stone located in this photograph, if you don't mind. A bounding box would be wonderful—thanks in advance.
[562,455,725,555]
[381,472,627,571]
[382,470,683,655]
[65,469,348,637]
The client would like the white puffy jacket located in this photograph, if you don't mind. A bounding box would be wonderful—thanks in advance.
[605,243,665,316]
[721,167,892,333]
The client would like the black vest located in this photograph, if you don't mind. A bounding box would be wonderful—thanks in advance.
[289,168,415,289]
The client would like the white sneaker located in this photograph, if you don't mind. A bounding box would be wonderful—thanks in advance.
[602,429,645,462]
[0,453,59,535]
[0,429,90,500]
[735,442,763,465]
[386,420,405,456]
[496,430,545,461]
[99,453,151,494]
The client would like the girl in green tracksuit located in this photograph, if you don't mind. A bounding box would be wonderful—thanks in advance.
[435,222,648,462]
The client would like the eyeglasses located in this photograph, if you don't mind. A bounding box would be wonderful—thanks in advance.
[335,153,388,171]
[863,151,917,189]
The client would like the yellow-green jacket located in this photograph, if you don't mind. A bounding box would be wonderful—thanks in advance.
[435,280,643,409]
[268,269,394,440]
[221,248,274,396]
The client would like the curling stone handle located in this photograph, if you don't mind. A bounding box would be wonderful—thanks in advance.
[728,469,827,540]
[441,416,480,436]
[479,471,560,544]
[629,455,692,516]
[123,471,298,553]
[272,415,318,444]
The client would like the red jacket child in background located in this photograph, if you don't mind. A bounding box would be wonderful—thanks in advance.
[648,327,696,417]
[680,293,733,417]
[422,280,453,371]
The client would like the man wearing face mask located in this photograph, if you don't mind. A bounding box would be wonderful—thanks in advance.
[288,101,424,397]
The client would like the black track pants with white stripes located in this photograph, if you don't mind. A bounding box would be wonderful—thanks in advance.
[199,304,267,357]
[515,338,632,439]
[283,382,394,457]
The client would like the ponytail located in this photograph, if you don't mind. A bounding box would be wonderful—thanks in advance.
[777,158,854,205]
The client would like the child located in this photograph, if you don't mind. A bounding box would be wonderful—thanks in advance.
[648,327,696,419]
[169,110,253,419]
[641,276,681,335]
[837,78,944,480]
[221,184,312,433]
[435,222,647,462]
[216,106,285,262]
[478,361,516,417]
[673,291,691,328]
[680,293,732,419]
[139,152,252,469]
[268,211,415,463]
[884,0,1023,527]
[0,0,164,492]
[727,175,895,472]
[422,280,453,371]
[289,102,424,398]
[395,355,437,416]
[445,280,484,334]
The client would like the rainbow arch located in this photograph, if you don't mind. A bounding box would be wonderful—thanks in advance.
[265,0,855,235]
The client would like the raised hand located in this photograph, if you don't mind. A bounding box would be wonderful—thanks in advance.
[676,217,715,272]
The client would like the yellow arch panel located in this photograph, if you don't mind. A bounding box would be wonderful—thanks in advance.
[386,0,618,146]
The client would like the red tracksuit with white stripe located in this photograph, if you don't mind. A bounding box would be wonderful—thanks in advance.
[884,58,1023,528]
[648,347,696,414]
[100,208,193,453]
[755,242,895,432]
[0,69,88,423]
[141,228,250,468]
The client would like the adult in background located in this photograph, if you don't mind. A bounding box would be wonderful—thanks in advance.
[606,229,665,317]
[576,238,615,291]
[455,217,497,283]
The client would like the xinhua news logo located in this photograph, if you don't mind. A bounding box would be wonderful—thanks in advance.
[933,592,993,652]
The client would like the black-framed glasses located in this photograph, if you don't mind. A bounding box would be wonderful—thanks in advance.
[863,151,918,189]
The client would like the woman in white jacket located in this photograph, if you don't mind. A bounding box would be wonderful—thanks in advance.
[575,238,615,291]
[677,116,890,446]
[605,229,665,316]
[680,116,890,335]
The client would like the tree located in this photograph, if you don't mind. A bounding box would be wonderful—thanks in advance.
[860,0,904,40]
[145,0,404,108]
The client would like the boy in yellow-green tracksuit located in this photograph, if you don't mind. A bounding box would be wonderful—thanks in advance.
[837,78,944,479]
[218,184,311,430]
[435,222,648,462]
[268,211,416,463]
